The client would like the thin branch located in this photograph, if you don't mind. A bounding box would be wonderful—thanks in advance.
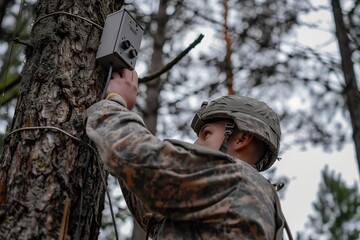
[10,37,33,48]
[0,76,21,93]
[139,34,204,83]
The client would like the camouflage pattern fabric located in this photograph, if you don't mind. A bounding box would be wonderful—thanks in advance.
[85,96,285,240]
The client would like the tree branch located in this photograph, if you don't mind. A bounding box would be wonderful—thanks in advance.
[11,37,33,48]
[139,34,204,83]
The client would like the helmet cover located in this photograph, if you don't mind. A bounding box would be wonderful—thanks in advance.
[191,95,281,171]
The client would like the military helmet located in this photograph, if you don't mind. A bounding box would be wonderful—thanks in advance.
[191,95,281,171]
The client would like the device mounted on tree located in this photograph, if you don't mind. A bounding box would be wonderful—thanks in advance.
[96,9,144,71]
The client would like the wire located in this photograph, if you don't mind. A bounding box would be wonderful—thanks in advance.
[98,64,119,240]
[7,123,118,240]
[101,64,113,100]
[76,63,118,240]
[75,146,91,240]
[33,11,103,30]
[8,126,95,151]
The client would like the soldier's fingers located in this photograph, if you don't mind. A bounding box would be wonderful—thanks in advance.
[132,71,138,83]
[121,68,133,81]
[112,71,121,79]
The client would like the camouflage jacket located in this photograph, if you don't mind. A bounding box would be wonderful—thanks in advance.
[86,97,286,240]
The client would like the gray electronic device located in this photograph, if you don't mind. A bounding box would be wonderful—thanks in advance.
[96,9,144,71]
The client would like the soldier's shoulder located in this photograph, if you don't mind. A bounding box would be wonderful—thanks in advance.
[165,139,236,162]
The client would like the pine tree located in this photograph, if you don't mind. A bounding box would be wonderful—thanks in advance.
[0,1,123,239]
[299,166,360,239]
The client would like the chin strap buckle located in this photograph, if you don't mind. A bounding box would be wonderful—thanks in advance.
[219,121,235,153]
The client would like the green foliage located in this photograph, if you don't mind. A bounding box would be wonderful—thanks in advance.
[0,0,36,150]
[298,166,360,240]
[0,0,35,111]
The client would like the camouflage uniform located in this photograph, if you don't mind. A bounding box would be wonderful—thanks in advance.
[86,96,286,239]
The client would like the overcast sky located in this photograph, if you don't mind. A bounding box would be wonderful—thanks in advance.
[271,0,360,236]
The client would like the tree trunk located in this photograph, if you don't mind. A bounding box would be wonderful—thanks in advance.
[0,0,123,239]
[331,0,360,176]
[222,0,234,95]
[143,0,169,135]
[131,1,170,239]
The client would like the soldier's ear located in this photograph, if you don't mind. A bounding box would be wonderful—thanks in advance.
[232,132,254,151]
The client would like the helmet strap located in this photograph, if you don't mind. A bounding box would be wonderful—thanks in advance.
[256,151,271,171]
[219,121,235,153]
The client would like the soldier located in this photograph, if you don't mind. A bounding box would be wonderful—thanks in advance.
[86,68,291,239]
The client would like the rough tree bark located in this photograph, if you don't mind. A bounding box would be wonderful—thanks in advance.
[331,0,360,175]
[0,0,123,239]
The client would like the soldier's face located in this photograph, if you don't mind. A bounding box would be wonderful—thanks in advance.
[194,121,226,150]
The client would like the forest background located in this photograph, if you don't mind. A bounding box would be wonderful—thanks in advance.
[0,0,359,239]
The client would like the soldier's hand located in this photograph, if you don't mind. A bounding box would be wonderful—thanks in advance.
[106,69,138,110]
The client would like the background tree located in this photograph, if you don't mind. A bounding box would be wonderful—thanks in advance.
[0,0,35,151]
[0,0,124,239]
[331,0,360,174]
[298,166,360,239]
[188,0,360,176]
[115,1,203,239]
[275,0,360,174]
